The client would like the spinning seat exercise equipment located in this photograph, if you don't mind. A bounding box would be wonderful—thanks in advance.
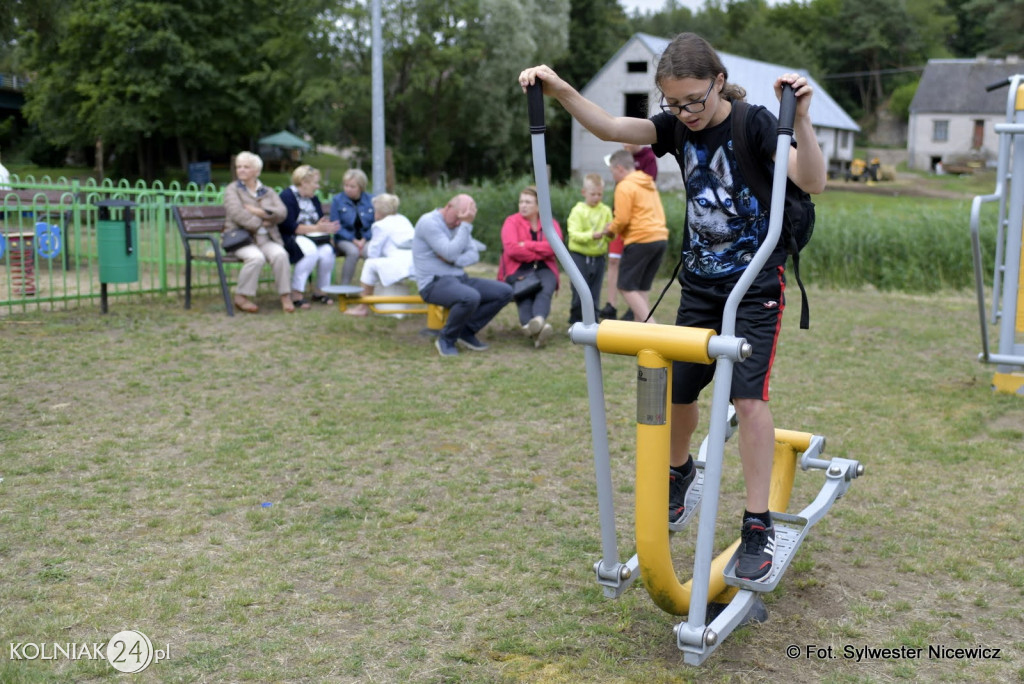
[970,74,1024,395]
[524,82,864,664]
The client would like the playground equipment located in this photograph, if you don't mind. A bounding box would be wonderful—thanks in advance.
[524,83,863,664]
[324,283,449,330]
[970,75,1024,395]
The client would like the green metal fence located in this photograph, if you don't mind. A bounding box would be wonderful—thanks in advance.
[0,176,310,315]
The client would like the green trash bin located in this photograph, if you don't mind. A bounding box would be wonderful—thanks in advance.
[95,199,138,312]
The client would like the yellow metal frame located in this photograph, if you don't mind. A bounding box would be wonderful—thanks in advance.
[337,294,447,331]
[1018,235,1024,333]
[598,323,809,616]
[992,371,1024,395]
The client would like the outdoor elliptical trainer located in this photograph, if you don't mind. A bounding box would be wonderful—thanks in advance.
[970,74,1024,395]
[523,81,864,665]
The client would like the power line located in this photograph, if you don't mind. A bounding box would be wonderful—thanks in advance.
[820,66,926,80]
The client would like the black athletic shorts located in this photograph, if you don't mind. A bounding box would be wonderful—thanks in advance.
[617,240,667,291]
[672,265,786,404]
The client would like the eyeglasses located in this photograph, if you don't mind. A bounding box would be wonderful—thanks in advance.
[659,80,716,116]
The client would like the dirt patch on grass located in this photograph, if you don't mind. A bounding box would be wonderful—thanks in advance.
[826,173,974,200]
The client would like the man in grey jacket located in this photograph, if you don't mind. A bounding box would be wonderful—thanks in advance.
[413,193,513,356]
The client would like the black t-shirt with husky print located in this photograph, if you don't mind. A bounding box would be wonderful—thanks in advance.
[651,105,787,281]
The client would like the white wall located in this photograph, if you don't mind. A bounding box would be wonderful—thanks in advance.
[572,41,678,187]
[908,112,1003,170]
[572,41,852,189]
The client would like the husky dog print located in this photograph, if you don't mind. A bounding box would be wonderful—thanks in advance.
[683,142,764,277]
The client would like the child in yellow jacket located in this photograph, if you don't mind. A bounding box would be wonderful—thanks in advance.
[566,174,613,324]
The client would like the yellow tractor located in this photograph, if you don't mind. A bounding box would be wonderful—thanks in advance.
[845,157,880,182]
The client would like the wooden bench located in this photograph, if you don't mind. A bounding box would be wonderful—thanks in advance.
[172,204,239,316]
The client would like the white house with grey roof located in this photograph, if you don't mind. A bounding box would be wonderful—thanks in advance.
[571,33,860,189]
[907,56,1024,171]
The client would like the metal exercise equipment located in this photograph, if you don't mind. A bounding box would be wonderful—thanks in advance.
[970,75,1024,395]
[524,82,863,664]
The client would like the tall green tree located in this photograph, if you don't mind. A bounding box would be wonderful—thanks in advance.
[969,0,1024,57]
[21,0,334,178]
[541,0,629,180]
[463,0,569,177]
[327,0,568,181]
[945,0,988,57]
[813,0,928,118]
[326,0,487,179]
[0,0,68,69]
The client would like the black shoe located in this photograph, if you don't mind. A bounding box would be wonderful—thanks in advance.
[598,303,617,320]
[457,332,489,351]
[621,309,635,321]
[735,518,776,581]
[668,462,696,525]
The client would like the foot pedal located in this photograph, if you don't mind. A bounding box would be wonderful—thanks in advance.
[722,512,808,592]
[669,462,704,532]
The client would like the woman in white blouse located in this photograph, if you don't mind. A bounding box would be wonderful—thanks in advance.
[344,193,415,317]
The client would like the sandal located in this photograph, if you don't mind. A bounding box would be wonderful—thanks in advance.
[234,297,259,314]
[292,298,312,310]
[311,293,335,305]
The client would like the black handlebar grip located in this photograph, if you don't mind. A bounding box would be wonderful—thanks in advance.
[778,82,796,136]
[986,78,1011,92]
[527,81,545,134]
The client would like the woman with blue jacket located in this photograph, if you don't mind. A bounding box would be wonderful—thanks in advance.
[329,168,374,285]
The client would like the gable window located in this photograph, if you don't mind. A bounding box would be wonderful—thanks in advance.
[933,120,949,142]
[840,131,850,149]
[624,93,649,118]
[626,61,648,73]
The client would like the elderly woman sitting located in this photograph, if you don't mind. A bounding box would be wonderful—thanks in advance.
[222,151,292,313]
[278,164,340,308]
[343,193,415,317]
[329,168,375,286]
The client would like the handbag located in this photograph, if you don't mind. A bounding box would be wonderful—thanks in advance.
[221,227,253,252]
[308,232,332,246]
[509,269,542,302]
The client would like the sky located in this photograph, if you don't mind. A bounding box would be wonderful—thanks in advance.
[619,0,781,13]
[619,0,704,13]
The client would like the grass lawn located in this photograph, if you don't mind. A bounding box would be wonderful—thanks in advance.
[1,273,1022,682]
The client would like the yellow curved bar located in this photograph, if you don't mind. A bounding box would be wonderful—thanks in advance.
[597,320,715,364]
[633,344,805,614]
[773,428,814,453]
[635,414,740,614]
[634,349,736,615]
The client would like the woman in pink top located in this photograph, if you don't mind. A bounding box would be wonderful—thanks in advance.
[497,186,563,348]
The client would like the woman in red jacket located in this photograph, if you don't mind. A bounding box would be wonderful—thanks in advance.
[498,186,563,348]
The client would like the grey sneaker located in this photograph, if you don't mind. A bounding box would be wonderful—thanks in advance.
[735,518,776,581]
[522,316,544,338]
[534,322,554,348]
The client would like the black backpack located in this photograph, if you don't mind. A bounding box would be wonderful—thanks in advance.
[731,100,815,329]
[664,100,816,329]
